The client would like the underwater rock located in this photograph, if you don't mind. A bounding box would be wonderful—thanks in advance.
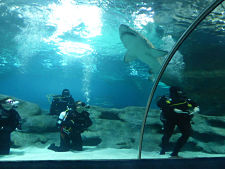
[16,101,42,118]
[11,132,59,148]
[21,115,58,133]
[87,106,225,154]
[82,136,102,146]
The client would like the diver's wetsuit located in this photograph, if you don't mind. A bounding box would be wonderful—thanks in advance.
[60,128,83,151]
[50,95,75,115]
[60,109,92,151]
[0,106,21,155]
[157,94,198,156]
[48,108,92,152]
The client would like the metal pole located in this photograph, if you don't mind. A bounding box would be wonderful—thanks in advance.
[138,0,224,159]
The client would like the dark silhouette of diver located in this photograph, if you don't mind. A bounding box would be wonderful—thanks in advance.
[0,98,22,155]
[157,86,200,157]
[48,101,92,152]
[49,89,75,115]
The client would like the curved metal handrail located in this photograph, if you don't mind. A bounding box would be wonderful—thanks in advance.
[138,0,225,159]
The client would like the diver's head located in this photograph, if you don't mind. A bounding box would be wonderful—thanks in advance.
[0,98,20,110]
[75,101,89,113]
[62,89,70,97]
[169,86,185,99]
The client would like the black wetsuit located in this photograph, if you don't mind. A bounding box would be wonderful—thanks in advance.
[0,106,21,155]
[157,95,198,156]
[49,95,75,115]
[60,109,92,151]
[48,109,92,152]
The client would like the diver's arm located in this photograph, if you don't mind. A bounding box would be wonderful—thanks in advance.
[174,106,200,115]
[174,108,189,114]
[190,106,200,115]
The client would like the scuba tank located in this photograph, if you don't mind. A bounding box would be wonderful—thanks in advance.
[57,106,71,127]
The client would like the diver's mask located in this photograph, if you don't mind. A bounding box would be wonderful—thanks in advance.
[170,86,185,99]
[2,99,19,110]
[76,106,86,113]
[75,101,89,113]
[177,90,184,97]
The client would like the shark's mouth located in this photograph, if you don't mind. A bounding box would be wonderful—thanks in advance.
[121,32,137,37]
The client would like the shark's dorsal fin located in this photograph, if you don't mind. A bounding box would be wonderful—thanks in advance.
[124,52,136,62]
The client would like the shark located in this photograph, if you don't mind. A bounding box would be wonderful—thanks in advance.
[119,24,168,80]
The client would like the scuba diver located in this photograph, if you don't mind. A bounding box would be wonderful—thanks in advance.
[0,98,22,155]
[49,89,75,115]
[48,101,92,152]
[157,86,200,157]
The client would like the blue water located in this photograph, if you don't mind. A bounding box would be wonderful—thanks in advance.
[1,0,218,110]
[0,55,167,109]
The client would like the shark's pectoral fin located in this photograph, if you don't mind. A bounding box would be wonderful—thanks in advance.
[124,51,136,62]
[146,47,168,57]
[146,48,168,65]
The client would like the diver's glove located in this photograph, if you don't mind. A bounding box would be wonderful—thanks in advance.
[62,127,72,135]
[189,107,200,115]
[15,123,22,132]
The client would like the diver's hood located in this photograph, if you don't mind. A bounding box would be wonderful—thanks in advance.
[62,89,71,97]
[169,86,185,99]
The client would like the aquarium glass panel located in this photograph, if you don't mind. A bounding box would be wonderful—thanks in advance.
[0,0,224,161]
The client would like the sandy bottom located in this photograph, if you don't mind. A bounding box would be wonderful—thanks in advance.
[0,146,225,161]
